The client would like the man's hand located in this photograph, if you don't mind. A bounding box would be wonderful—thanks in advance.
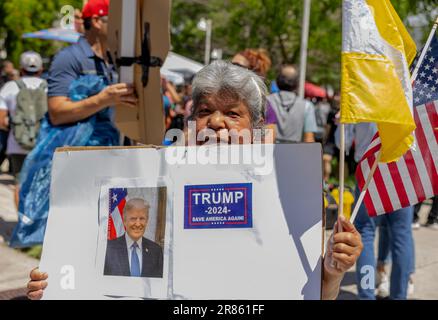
[27,268,48,300]
[325,215,363,276]
[96,83,137,108]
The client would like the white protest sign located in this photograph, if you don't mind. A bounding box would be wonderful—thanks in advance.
[39,144,323,299]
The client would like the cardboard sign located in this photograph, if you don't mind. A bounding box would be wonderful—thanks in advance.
[39,144,324,299]
[108,0,170,145]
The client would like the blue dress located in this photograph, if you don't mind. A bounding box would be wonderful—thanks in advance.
[10,75,120,248]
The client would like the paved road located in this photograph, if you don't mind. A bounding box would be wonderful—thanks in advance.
[0,174,38,300]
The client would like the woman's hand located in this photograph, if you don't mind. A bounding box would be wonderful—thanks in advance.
[322,215,363,299]
[27,268,48,300]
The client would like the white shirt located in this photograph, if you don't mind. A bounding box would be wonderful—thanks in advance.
[125,233,142,273]
[0,77,47,155]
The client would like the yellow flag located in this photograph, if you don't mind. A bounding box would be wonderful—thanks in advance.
[341,0,417,162]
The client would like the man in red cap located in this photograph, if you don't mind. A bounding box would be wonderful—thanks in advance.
[10,0,138,250]
[82,0,110,19]
[48,0,136,126]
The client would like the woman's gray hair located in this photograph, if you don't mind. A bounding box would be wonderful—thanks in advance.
[191,60,268,127]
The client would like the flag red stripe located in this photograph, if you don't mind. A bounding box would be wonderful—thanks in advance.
[414,106,438,195]
[425,101,438,193]
[356,156,377,216]
[425,102,438,143]
[117,198,126,230]
[361,142,382,162]
[387,161,411,209]
[368,157,394,213]
[108,215,117,240]
[404,150,427,203]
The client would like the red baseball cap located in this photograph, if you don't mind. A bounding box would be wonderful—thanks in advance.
[82,0,110,19]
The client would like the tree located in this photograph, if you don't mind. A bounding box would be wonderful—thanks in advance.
[171,0,436,89]
[0,0,82,66]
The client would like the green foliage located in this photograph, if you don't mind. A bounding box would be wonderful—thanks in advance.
[170,0,211,63]
[0,0,82,66]
[171,0,436,89]
[0,0,435,86]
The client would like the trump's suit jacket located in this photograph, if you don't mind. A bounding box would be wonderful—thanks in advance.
[103,235,163,278]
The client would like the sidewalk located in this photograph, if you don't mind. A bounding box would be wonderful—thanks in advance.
[338,203,438,300]
[0,171,436,299]
[0,174,38,299]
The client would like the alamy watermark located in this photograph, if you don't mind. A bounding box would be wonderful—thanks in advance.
[164,121,275,176]
[359,265,375,291]
[60,265,75,290]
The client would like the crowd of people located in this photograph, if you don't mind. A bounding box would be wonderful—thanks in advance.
[0,0,435,301]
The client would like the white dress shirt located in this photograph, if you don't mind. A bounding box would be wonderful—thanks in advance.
[125,233,142,272]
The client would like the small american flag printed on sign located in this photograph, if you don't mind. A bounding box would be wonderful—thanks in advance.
[108,188,127,240]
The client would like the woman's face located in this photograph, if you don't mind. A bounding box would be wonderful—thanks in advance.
[192,94,253,145]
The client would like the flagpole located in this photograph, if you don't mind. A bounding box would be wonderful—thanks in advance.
[339,123,345,220]
[330,122,346,269]
[350,16,438,223]
[336,0,346,247]
[349,152,380,223]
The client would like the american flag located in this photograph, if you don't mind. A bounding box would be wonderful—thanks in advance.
[356,29,438,216]
[108,188,127,240]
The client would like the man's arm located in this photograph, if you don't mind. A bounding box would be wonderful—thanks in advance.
[303,102,317,143]
[46,47,137,125]
[48,83,137,125]
[265,124,277,142]
[165,81,182,104]
[0,86,10,130]
[264,100,278,141]
[303,132,315,143]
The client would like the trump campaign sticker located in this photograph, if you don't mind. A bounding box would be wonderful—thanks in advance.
[184,183,253,229]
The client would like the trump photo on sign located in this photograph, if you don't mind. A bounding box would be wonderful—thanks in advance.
[103,187,167,278]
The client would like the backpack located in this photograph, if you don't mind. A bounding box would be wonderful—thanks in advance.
[11,79,48,150]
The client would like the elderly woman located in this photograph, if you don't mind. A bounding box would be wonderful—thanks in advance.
[27,61,362,300]
[187,60,267,145]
